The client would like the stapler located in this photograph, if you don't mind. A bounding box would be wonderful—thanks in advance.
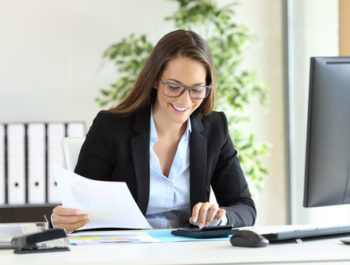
[11,228,70,254]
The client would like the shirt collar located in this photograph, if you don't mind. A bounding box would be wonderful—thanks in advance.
[150,108,192,143]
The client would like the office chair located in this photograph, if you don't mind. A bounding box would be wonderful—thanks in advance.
[62,137,85,171]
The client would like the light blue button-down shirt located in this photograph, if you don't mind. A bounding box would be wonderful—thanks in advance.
[145,110,192,228]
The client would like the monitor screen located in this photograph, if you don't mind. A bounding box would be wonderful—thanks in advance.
[304,56,350,207]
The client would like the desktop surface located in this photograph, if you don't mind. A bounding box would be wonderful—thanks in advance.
[1,227,350,265]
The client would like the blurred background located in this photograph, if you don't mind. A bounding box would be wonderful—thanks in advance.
[0,0,349,226]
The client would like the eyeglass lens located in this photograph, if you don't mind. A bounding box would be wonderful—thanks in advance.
[163,83,209,99]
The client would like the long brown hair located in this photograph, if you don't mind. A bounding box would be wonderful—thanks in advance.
[109,29,216,115]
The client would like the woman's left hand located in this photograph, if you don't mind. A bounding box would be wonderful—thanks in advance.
[189,202,226,228]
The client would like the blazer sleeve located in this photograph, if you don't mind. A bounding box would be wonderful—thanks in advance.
[210,112,257,227]
[74,111,115,181]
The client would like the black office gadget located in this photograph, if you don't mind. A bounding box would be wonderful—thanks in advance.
[171,225,234,238]
[341,239,350,245]
[262,225,350,242]
[11,228,70,254]
[264,57,350,243]
[230,230,269,248]
[304,56,350,207]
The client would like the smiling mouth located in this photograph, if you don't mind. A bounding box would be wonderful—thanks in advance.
[170,103,189,113]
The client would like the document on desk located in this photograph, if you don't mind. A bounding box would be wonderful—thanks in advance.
[54,166,151,230]
[69,230,159,245]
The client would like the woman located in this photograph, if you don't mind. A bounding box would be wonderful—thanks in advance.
[52,29,256,232]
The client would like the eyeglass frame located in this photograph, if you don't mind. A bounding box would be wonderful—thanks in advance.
[159,76,212,100]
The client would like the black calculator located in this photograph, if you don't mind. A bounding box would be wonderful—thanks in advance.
[171,225,235,238]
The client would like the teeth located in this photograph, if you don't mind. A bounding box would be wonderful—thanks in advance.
[172,104,187,111]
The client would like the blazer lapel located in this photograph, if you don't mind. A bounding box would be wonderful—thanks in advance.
[131,108,151,215]
[189,113,208,209]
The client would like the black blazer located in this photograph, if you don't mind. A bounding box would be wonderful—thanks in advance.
[75,107,256,227]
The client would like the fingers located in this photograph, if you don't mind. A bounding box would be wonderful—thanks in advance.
[52,206,89,233]
[205,204,219,226]
[214,208,226,222]
[54,220,89,233]
[53,206,82,216]
[189,202,203,226]
[190,202,226,228]
[52,212,89,224]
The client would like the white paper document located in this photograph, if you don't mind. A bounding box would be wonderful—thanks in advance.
[54,166,151,230]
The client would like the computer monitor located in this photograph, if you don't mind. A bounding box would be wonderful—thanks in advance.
[304,56,350,207]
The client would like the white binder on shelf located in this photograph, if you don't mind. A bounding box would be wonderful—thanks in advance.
[47,123,65,203]
[27,123,46,204]
[7,124,26,204]
[0,124,5,204]
[67,122,85,137]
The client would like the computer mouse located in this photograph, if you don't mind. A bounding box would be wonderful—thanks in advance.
[230,230,269,248]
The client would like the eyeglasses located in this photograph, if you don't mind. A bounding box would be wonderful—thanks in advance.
[159,77,211,100]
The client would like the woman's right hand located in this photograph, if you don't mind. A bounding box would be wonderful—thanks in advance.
[52,206,89,233]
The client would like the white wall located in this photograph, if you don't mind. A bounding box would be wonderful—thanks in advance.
[289,0,350,225]
[0,0,176,124]
[235,0,287,225]
[0,0,287,225]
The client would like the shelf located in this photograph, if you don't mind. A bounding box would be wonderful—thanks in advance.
[0,204,59,223]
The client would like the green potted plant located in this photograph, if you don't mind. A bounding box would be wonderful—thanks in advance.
[96,0,269,198]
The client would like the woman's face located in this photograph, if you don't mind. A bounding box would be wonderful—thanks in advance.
[154,57,207,126]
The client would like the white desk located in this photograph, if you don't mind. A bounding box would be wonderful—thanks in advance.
[1,229,350,265]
